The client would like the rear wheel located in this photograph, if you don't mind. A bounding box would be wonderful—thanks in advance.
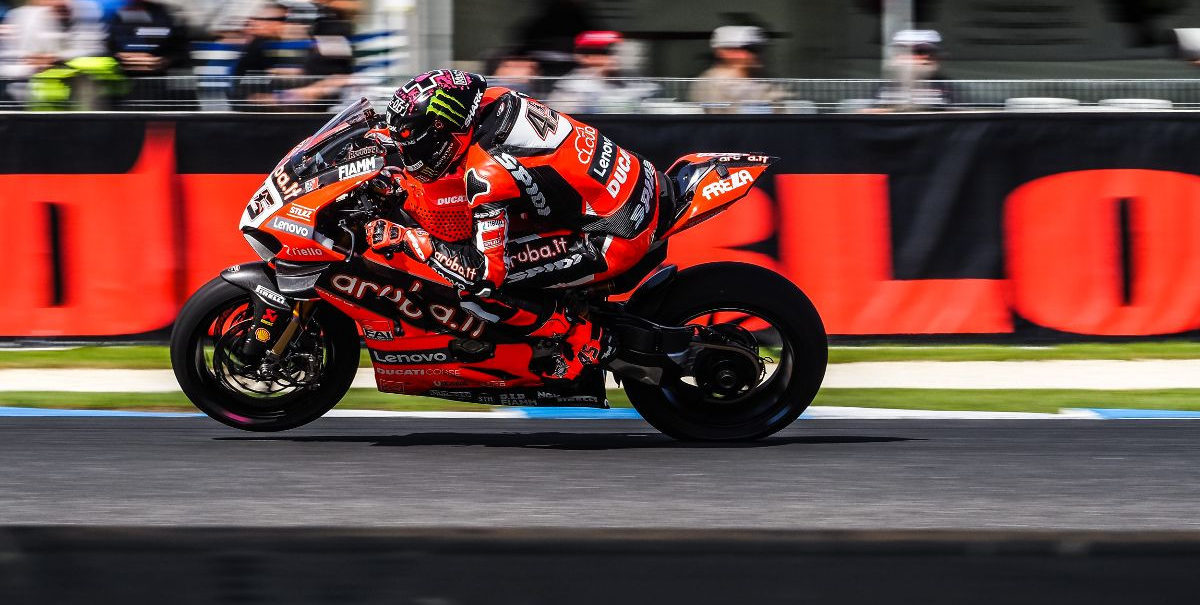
[170,277,360,432]
[623,263,827,441]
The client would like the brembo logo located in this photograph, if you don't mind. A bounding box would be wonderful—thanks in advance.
[701,169,753,200]
[370,349,452,365]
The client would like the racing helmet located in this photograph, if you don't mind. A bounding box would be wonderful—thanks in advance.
[385,70,487,183]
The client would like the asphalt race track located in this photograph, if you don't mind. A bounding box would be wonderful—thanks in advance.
[3,417,1200,529]
[5,416,1200,603]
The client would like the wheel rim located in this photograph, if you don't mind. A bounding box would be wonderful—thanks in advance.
[656,307,797,427]
[188,296,335,423]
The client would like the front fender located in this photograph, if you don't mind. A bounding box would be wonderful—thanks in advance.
[220,262,291,310]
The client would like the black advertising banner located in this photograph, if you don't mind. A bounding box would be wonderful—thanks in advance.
[4,111,1200,338]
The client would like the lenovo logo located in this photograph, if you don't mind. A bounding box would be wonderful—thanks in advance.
[369,349,452,365]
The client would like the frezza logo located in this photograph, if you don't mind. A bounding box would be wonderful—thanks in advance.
[701,169,753,200]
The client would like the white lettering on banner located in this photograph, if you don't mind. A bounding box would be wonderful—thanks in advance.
[701,169,754,200]
[338,158,377,180]
[254,284,287,306]
[606,149,633,198]
[495,153,550,216]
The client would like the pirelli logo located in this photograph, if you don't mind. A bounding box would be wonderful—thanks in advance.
[426,89,468,128]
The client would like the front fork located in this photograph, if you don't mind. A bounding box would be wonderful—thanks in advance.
[240,298,319,362]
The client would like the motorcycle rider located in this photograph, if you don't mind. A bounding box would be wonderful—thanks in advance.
[364,69,667,380]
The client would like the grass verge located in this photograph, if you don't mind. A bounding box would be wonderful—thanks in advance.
[7,342,1200,369]
[3,388,1200,414]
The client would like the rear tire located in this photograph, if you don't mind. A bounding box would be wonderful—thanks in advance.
[170,277,360,432]
[623,263,827,441]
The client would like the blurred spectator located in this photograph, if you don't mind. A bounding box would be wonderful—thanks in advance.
[487,48,541,96]
[240,0,357,110]
[0,0,111,108]
[233,2,294,78]
[107,0,191,108]
[512,0,599,77]
[870,29,956,112]
[689,25,786,114]
[0,0,106,80]
[548,31,655,113]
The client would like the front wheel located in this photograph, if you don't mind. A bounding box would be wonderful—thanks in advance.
[623,263,827,441]
[170,277,360,432]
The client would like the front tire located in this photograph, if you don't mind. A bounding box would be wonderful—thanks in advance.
[623,263,827,441]
[170,277,360,432]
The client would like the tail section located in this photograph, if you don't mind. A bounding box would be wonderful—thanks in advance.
[660,153,774,238]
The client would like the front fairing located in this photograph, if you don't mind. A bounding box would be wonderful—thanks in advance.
[239,98,391,261]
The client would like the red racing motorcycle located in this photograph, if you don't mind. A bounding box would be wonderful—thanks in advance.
[170,99,827,440]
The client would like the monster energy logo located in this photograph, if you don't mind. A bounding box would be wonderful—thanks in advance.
[426,89,468,127]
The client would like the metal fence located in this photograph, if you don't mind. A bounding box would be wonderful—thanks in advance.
[4,75,1200,113]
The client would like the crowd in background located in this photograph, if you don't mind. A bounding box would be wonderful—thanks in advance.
[0,0,955,113]
[0,0,359,110]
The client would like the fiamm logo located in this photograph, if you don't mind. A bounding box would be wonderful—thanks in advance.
[426,89,468,128]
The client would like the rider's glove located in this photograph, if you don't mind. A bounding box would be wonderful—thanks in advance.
[365,219,433,262]
[367,166,407,197]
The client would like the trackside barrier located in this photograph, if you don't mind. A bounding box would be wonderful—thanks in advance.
[6,111,1200,339]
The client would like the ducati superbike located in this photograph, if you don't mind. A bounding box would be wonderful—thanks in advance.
[170,98,827,440]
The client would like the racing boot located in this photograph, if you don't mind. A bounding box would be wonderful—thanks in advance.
[527,309,612,381]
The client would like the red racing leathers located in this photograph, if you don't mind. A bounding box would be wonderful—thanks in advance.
[368,87,665,373]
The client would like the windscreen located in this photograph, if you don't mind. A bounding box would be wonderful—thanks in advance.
[282,98,378,179]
